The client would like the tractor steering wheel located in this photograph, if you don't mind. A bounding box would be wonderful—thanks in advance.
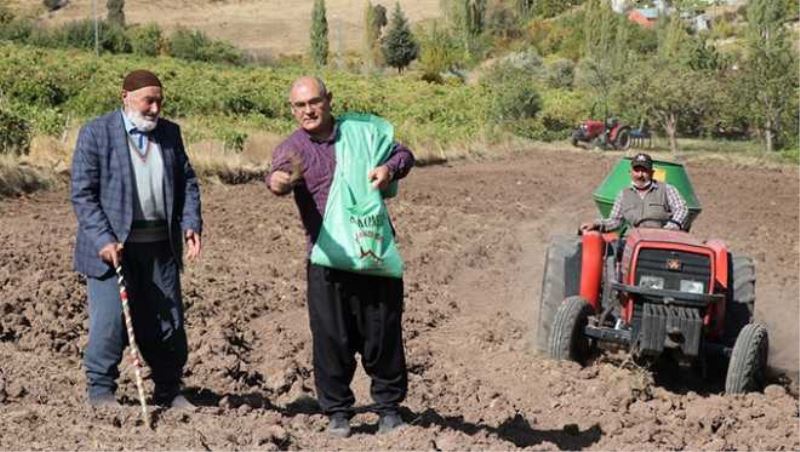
[632,217,669,227]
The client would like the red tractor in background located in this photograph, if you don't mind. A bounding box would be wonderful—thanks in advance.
[535,158,768,394]
[571,117,632,151]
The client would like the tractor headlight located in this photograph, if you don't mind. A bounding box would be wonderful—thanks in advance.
[639,275,665,290]
[680,280,705,294]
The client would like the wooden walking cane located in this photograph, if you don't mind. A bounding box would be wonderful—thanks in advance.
[115,265,151,428]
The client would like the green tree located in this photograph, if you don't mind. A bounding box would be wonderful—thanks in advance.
[619,58,714,152]
[310,0,329,67]
[373,3,388,29]
[583,0,616,58]
[534,0,583,19]
[465,0,487,37]
[419,22,459,81]
[382,2,418,72]
[0,1,14,25]
[440,0,486,58]
[578,0,630,119]
[656,15,690,62]
[742,0,797,151]
[107,0,125,27]
[515,0,534,21]
[363,1,388,69]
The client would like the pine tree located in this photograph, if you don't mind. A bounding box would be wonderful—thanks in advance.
[382,2,419,72]
[310,0,329,67]
[107,0,125,27]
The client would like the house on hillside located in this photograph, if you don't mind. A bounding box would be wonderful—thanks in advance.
[628,7,660,28]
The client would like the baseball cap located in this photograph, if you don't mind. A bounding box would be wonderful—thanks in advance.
[631,153,653,170]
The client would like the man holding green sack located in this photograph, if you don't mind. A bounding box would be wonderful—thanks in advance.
[267,76,415,437]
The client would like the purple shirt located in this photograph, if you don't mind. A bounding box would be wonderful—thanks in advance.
[266,122,415,251]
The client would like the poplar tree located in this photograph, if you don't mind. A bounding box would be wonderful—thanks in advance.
[310,0,329,67]
[107,0,125,27]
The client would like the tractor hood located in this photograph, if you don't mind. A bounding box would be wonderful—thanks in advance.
[593,157,702,229]
[625,228,707,248]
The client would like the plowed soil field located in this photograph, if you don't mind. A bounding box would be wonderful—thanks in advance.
[1,149,797,449]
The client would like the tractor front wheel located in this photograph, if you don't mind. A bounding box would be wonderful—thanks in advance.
[535,236,581,352]
[725,323,769,394]
[548,296,594,364]
[724,255,756,346]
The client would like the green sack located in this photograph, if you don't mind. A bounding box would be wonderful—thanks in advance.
[309,113,404,278]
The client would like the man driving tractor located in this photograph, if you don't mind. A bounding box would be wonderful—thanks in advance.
[580,153,688,233]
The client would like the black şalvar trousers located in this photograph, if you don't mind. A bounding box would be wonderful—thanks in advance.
[306,263,408,416]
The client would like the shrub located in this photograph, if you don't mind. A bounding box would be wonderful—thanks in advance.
[0,19,33,42]
[44,19,132,53]
[0,108,31,155]
[127,23,163,56]
[546,58,574,88]
[538,88,589,132]
[167,28,244,65]
[42,0,65,12]
[215,126,248,152]
[481,64,541,122]
[0,3,13,25]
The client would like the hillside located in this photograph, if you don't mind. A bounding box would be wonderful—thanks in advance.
[10,0,441,59]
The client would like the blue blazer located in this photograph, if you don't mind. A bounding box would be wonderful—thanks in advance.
[70,110,202,277]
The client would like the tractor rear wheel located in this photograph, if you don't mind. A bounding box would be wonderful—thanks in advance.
[725,323,769,394]
[615,128,631,150]
[548,296,594,364]
[724,255,756,346]
[535,237,581,353]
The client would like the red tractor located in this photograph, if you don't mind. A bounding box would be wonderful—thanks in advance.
[571,118,632,151]
[535,160,768,394]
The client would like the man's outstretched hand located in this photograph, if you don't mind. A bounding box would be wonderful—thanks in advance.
[368,165,392,190]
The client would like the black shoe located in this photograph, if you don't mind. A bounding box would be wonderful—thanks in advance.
[87,393,121,408]
[153,385,181,406]
[327,413,351,438]
[378,411,406,434]
[168,394,197,410]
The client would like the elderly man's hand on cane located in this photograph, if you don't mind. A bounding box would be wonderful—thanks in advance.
[99,243,123,268]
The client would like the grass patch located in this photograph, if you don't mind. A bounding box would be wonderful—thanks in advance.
[187,139,268,185]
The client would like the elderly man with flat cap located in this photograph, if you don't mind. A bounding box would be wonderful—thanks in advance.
[581,152,688,233]
[71,69,202,408]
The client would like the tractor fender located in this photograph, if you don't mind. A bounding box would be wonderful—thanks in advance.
[579,231,604,312]
[704,239,730,340]
[705,239,730,289]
